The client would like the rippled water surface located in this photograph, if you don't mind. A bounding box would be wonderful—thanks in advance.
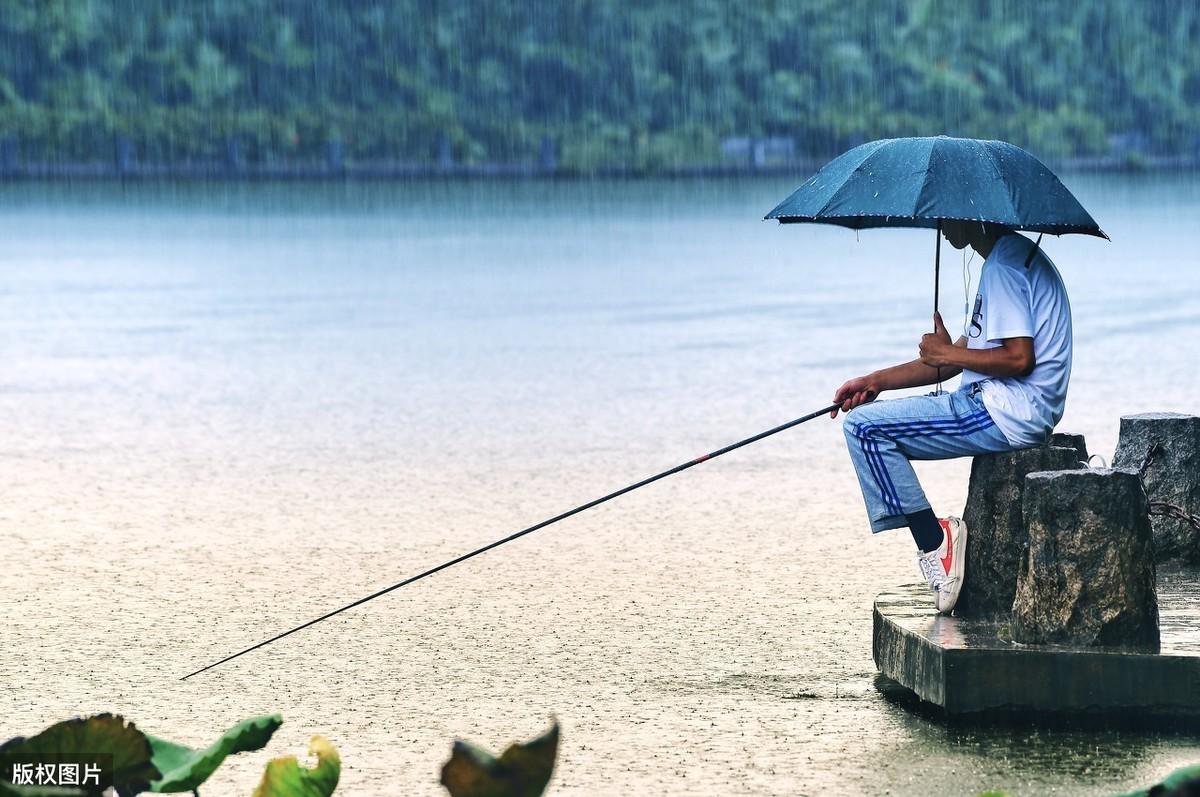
[2,175,1199,795]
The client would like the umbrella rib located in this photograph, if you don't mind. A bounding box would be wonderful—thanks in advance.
[910,138,941,222]
[808,140,890,220]
[981,143,1021,228]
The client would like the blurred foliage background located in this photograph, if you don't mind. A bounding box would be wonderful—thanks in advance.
[0,0,1196,172]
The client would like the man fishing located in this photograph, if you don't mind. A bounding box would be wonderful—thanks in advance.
[190,137,1100,679]
[831,221,1072,614]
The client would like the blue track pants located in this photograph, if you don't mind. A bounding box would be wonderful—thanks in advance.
[841,385,1016,533]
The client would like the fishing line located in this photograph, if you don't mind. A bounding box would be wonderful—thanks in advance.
[180,402,841,680]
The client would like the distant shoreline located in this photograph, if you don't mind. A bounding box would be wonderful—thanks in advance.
[1,155,1196,182]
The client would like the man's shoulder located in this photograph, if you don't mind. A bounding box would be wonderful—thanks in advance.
[988,233,1034,268]
[981,247,1030,287]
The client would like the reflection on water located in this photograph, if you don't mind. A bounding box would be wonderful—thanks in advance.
[1,175,1198,795]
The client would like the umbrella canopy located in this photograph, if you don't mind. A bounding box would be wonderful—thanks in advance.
[765,135,1106,239]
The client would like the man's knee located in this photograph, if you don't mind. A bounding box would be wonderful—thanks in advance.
[842,401,887,440]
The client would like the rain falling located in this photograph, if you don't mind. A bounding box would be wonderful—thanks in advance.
[1,3,1198,797]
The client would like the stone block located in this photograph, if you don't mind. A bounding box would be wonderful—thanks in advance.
[1013,469,1159,650]
[956,440,1086,618]
[1050,432,1089,461]
[873,579,1200,721]
[1112,412,1200,563]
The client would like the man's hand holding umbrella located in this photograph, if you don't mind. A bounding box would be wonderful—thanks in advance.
[918,312,956,368]
[832,311,965,419]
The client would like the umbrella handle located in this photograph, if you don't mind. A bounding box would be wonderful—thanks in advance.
[934,220,941,318]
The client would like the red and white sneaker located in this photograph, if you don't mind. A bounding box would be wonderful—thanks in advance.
[915,516,968,614]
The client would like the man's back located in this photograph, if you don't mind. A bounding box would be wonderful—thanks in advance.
[960,233,1072,447]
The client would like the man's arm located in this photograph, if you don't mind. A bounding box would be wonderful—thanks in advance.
[918,312,1034,377]
[831,335,966,419]
[831,312,1034,419]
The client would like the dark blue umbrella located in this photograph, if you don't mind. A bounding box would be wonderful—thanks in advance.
[766,135,1106,238]
[765,135,1106,321]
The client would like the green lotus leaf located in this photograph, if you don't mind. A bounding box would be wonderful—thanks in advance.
[147,714,282,793]
[0,714,158,797]
[250,736,339,797]
[1115,763,1200,796]
[439,722,559,797]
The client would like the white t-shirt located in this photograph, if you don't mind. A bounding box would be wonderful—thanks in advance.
[958,233,1072,447]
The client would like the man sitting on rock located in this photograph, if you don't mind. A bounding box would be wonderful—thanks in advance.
[831,221,1072,614]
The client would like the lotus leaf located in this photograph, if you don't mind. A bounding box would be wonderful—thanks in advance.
[439,722,559,797]
[1116,763,1200,796]
[0,714,158,797]
[250,736,339,797]
[148,715,282,793]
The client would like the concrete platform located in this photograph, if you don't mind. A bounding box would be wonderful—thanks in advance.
[873,567,1200,723]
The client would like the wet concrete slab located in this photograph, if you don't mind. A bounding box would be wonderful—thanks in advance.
[873,567,1200,723]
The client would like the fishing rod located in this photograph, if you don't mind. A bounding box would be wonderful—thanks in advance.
[181,401,841,680]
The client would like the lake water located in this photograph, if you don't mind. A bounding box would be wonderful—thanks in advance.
[1,174,1198,795]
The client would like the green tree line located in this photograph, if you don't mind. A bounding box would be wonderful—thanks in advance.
[0,0,1196,171]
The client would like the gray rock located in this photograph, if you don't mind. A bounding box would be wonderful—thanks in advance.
[956,441,1086,618]
[1112,412,1200,563]
[1013,469,1159,650]
[1049,432,1090,462]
